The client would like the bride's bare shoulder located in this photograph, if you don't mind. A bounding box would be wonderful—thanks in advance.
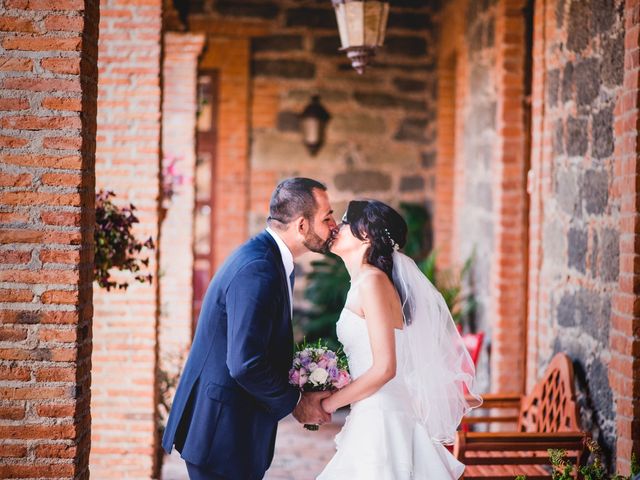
[358,267,395,295]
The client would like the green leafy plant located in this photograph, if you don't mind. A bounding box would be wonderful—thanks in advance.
[528,442,640,480]
[296,253,350,350]
[418,250,477,328]
[94,190,155,291]
[549,448,576,480]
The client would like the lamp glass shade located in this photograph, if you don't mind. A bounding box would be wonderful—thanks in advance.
[333,1,389,48]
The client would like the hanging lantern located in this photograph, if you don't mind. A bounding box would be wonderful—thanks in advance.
[300,95,331,156]
[331,0,390,74]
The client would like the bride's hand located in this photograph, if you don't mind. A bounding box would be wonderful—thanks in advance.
[321,396,336,414]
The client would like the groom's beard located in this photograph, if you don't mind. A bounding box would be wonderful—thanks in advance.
[303,225,332,254]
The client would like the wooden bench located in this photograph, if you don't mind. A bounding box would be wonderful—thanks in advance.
[455,353,589,479]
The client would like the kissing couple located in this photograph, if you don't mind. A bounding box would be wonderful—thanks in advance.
[162,177,481,479]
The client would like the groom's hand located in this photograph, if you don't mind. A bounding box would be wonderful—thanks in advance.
[292,391,332,425]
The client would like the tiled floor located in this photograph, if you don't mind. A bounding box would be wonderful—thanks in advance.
[161,411,347,480]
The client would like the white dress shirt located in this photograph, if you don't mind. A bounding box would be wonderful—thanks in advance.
[266,227,294,313]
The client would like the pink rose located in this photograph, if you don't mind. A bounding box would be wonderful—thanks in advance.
[317,358,329,369]
[333,370,350,389]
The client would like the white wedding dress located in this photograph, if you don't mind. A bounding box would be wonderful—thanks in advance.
[316,301,465,479]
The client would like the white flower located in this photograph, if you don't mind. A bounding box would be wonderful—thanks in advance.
[308,367,329,386]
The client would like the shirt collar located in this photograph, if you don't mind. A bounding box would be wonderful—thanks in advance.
[266,227,294,278]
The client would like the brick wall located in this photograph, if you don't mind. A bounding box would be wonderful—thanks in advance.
[158,30,204,415]
[0,0,99,478]
[527,0,624,465]
[90,0,163,477]
[610,0,640,473]
[489,0,529,393]
[199,35,252,270]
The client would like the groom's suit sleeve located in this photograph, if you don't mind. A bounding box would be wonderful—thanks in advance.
[225,259,299,421]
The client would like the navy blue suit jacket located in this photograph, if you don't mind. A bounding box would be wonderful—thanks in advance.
[162,231,300,479]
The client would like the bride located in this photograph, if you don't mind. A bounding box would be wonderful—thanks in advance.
[317,200,482,480]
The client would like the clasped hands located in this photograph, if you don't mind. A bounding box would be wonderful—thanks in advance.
[292,391,337,426]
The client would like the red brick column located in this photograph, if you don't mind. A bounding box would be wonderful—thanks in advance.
[526,0,553,391]
[435,0,465,270]
[200,37,251,270]
[489,0,529,393]
[611,0,640,472]
[0,0,99,478]
[159,31,204,395]
[90,0,163,477]
[435,56,457,268]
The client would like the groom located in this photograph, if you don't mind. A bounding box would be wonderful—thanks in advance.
[162,178,338,479]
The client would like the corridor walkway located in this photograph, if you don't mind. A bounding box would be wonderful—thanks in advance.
[162,411,347,480]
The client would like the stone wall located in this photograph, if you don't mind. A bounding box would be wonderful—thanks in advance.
[527,0,624,463]
[458,0,499,390]
[187,0,439,241]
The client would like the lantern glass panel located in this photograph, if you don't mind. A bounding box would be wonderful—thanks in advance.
[335,3,349,48]
[302,117,320,145]
[377,3,389,46]
[363,2,383,46]
[345,2,365,46]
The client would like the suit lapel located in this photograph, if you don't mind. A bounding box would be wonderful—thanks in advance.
[257,231,291,320]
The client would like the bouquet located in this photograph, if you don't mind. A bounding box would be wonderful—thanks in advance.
[289,339,351,431]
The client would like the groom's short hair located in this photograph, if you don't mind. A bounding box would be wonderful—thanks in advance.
[267,177,327,227]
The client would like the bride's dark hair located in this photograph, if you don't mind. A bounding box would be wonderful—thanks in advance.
[343,200,408,282]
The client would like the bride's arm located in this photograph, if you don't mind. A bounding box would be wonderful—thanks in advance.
[321,272,399,414]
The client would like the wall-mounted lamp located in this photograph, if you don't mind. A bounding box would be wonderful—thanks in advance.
[300,95,330,156]
[331,0,390,74]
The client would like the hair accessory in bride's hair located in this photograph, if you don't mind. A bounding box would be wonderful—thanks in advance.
[384,228,400,251]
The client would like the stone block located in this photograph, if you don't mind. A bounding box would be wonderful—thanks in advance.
[384,35,427,57]
[215,1,279,19]
[599,228,619,282]
[394,117,429,143]
[286,7,336,29]
[420,151,436,168]
[555,0,566,27]
[393,77,427,92]
[544,219,566,267]
[334,170,392,193]
[592,0,615,33]
[474,183,493,211]
[399,175,425,192]
[253,60,315,79]
[585,356,613,424]
[575,58,600,107]
[252,35,303,53]
[276,111,300,133]
[353,91,426,112]
[567,0,592,52]
[602,32,624,87]
[553,119,564,155]
[582,169,608,215]
[547,68,560,107]
[286,89,349,103]
[469,63,489,93]
[565,116,588,157]
[330,113,386,136]
[387,12,432,31]
[567,226,587,273]
[562,62,574,103]
[485,18,495,47]
[592,106,614,159]
[556,167,580,216]
[312,35,341,56]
